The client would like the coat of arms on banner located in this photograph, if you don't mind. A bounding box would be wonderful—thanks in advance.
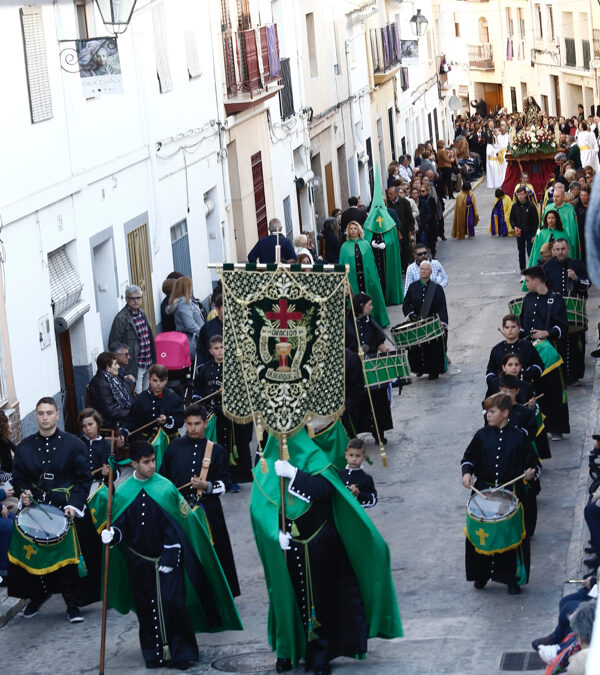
[220,266,346,437]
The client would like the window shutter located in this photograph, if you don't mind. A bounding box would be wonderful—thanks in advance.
[244,29,260,90]
[20,6,53,124]
[185,30,202,80]
[152,4,173,93]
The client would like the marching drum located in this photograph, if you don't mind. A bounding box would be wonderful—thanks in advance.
[363,349,411,387]
[15,504,70,545]
[564,296,587,333]
[507,298,522,317]
[465,488,525,555]
[391,315,444,349]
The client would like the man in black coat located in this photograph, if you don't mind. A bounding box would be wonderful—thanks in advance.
[402,261,448,379]
[9,397,91,622]
[124,364,184,441]
[247,218,295,263]
[340,196,367,235]
[574,185,590,260]
[510,186,539,271]
[196,294,224,365]
[160,404,240,597]
[521,266,570,439]
[544,238,590,383]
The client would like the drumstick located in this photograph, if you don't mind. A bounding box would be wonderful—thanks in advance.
[193,389,222,405]
[489,472,528,493]
[568,579,587,583]
[91,467,105,476]
[535,393,544,400]
[470,485,489,500]
[178,480,193,491]
[29,496,54,520]
[127,417,162,438]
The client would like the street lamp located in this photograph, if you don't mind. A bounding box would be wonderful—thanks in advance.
[410,9,429,37]
[95,0,138,35]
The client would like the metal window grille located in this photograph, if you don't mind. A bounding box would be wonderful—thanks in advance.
[565,38,576,67]
[20,6,53,124]
[279,57,295,119]
[434,109,439,142]
[283,196,293,239]
[170,220,192,278]
[594,29,600,57]
[583,40,591,70]
[152,4,173,93]
[185,30,202,80]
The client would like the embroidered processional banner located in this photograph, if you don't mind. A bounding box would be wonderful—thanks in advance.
[220,264,347,438]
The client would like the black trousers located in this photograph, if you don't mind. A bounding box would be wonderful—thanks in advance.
[516,234,533,271]
[440,167,453,197]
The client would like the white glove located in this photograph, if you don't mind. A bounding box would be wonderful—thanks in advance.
[379,242,386,250]
[278,530,292,550]
[159,566,174,574]
[101,527,114,544]
[274,460,297,480]
[371,241,378,249]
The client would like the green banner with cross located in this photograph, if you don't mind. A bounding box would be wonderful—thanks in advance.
[464,503,526,555]
[8,523,80,575]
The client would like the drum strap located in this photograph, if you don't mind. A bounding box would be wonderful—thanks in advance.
[420,281,438,319]
[196,440,214,497]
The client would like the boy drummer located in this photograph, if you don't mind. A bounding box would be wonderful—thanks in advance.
[461,393,540,595]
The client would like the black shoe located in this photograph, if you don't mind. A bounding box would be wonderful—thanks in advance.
[67,605,84,623]
[441,235,447,241]
[229,482,241,493]
[276,658,292,673]
[585,547,596,554]
[428,373,439,380]
[314,667,331,675]
[532,634,555,650]
[146,663,167,670]
[415,372,424,377]
[23,594,51,619]
[171,661,197,671]
[591,347,600,358]
[473,578,487,589]
[508,583,521,595]
[584,556,599,568]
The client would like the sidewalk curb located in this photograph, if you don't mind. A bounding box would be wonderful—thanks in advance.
[442,176,485,219]
[0,588,25,628]
[563,357,600,597]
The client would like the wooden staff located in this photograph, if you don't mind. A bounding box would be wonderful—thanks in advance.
[126,417,161,438]
[177,480,193,491]
[193,389,222,405]
[489,472,528,493]
[99,429,117,675]
[279,436,287,562]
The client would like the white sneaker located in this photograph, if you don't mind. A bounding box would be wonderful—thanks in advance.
[538,644,560,664]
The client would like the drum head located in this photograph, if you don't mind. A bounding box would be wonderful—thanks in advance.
[17,504,69,542]
[467,489,517,521]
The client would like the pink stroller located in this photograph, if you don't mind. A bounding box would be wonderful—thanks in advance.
[155,332,195,401]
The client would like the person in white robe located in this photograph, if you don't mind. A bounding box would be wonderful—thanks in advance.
[578,122,600,172]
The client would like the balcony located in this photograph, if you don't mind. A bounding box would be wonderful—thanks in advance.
[468,43,494,70]
[222,23,282,114]
[370,22,402,85]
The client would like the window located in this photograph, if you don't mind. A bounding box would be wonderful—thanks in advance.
[75,0,90,39]
[283,196,293,239]
[511,86,517,112]
[454,22,460,38]
[279,57,295,119]
[565,38,576,67]
[152,4,173,93]
[306,13,318,78]
[548,6,554,40]
[20,6,53,124]
[427,113,433,142]
[506,8,513,37]
[388,108,396,160]
[535,4,543,39]
[518,9,525,39]
[433,109,439,142]
[185,30,202,80]
[251,152,268,238]
[170,220,192,278]
[401,136,406,155]
[583,40,591,70]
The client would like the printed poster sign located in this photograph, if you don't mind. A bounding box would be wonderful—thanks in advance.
[76,38,123,96]
[401,40,419,66]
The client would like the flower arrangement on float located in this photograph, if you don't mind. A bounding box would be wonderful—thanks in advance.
[509,126,557,157]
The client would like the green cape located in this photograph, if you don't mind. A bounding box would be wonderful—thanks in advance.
[250,429,402,666]
[363,167,404,305]
[542,203,580,257]
[311,419,349,471]
[339,239,390,328]
[105,471,242,633]
[521,219,580,292]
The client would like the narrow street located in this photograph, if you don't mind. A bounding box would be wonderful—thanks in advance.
[1,183,597,674]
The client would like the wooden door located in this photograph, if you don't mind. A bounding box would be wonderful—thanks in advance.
[251,151,268,238]
[127,223,156,332]
[553,76,561,117]
[485,85,503,114]
[325,162,335,217]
